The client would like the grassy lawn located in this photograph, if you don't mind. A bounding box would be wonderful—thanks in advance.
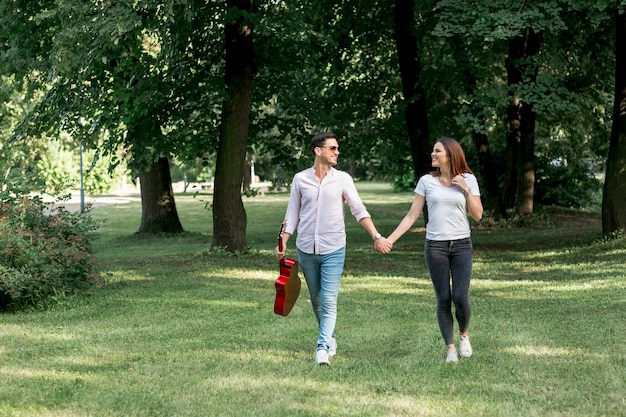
[1,183,624,416]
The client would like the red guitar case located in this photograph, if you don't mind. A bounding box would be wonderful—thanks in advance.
[274,221,301,316]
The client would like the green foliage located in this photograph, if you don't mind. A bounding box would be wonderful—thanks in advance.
[0,0,621,214]
[253,0,407,179]
[535,160,602,209]
[534,133,604,209]
[37,139,78,194]
[0,188,102,312]
[37,138,126,195]
[392,170,418,192]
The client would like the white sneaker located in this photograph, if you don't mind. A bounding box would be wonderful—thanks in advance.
[315,349,331,366]
[459,335,473,358]
[329,337,337,357]
[446,349,459,363]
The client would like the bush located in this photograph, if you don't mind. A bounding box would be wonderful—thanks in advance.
[0,193,102,312]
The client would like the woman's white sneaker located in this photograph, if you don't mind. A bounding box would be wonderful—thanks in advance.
[459,335,473,358]
[445,349,459,363]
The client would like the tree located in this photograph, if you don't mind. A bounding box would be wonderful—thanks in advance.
[3,0,619,238]
[138,157,184,234]
[602,4,626,236]
[432,0,611,216]
[3,0,224,234]
[0,0,59,188]
[505,29,542,215]
[454,40,507,220]
[212,1,257,251]
[393,0,433,182]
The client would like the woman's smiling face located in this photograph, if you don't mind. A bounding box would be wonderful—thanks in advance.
[431,142,449,168]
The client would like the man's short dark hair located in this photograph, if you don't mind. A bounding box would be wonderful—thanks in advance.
[310,132,337,156]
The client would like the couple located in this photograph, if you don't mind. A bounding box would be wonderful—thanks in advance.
[276,133,483,365]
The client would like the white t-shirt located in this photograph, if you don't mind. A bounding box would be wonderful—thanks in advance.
[415,173,480,241]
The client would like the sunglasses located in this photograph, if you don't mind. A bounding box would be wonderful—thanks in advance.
[319,145,340,152]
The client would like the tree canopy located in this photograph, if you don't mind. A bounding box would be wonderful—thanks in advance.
[2,0,625,245]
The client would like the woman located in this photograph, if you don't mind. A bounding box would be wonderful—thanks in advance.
[386,137,483,363]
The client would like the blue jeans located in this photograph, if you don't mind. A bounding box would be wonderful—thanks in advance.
[424,238,473,346]
[296,247,345,352]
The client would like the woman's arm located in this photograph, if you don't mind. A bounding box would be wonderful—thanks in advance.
[387,193,426,245]
[452,174,483,221]
[465,191,483,221]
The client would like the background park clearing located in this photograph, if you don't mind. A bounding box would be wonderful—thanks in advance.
[1,183,624,417]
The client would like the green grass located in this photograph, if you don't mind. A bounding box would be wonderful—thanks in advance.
[1,183,624,416]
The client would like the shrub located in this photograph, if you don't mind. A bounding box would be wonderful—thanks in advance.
[0,193,102,312]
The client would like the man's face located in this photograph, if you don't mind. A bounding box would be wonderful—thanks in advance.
[317,139,340,166]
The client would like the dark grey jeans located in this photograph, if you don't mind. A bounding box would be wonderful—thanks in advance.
[424,238,473,346]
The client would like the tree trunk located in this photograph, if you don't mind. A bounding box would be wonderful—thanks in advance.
[602,7,626,236]
[212,0,256,252]
[243,161,251,193]
[137,157,184,234]
[473,132,506,220]
[393,0,431,223]
[503,95,520,210]
[393,0,432,182]
[518,97,537,215]
[504,29,541,214]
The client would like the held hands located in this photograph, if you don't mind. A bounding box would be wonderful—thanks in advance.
[374,236,392,254]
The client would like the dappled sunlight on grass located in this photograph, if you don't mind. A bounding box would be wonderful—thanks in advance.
[209,347,308,365]
[473,255,625,282]
[504,345,597,358]
[1,364,90,382]
[104,270,157,283]
[542,279,625,292]
[204,374,382,414]
[342,277,431,297]
[202,366,469,416]
[214,268,275,281]
[472,277,623,303]
[204,299,261,308]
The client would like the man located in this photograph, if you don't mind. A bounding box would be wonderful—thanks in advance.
[276,132,391,365]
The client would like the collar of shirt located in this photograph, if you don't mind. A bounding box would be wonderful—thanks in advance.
[284,167,370,254]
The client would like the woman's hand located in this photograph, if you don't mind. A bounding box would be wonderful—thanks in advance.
[375,236,393,254]
[452,174,469,195]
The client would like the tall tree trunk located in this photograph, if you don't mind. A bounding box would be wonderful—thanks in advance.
[503,94,520,209]
[504,29,541,214]
[212,0,256,251]
[473,132,506,220]
[602,7,626,236]
[518,96,537,215]
[393,0,431,182]
[137,157,184,234]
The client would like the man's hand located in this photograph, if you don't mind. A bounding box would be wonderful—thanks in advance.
[374,236,392,254]
[275,245,285,260]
